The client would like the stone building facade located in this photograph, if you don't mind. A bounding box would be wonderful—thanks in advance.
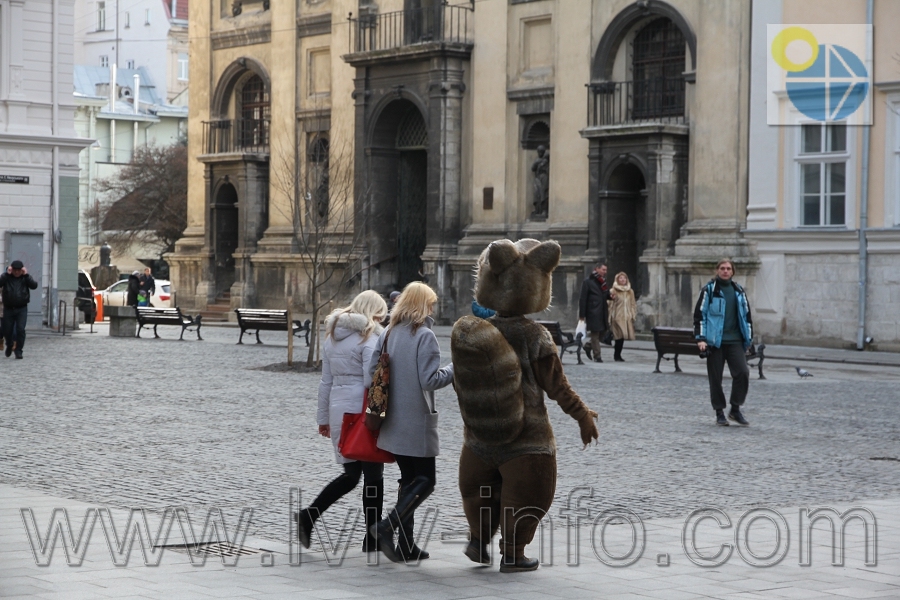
[174,0,762,334]
[0,0,88,326]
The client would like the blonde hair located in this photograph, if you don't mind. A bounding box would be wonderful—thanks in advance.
[326,290,388,342]
[613,272,631,286]
[390,282,437,333]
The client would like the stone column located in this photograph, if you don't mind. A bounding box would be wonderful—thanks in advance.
[423,54,467,321]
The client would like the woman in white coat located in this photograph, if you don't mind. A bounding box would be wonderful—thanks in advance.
[297,290,388,552]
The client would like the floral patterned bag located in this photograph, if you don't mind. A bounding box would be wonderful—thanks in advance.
[364,329,391,431]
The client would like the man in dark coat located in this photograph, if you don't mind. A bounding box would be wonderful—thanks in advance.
[0,260,39,359]
[578,259,614,362]
[126,271,142,307]
[140,267,156,300]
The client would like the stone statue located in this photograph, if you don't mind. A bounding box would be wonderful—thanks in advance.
[531,145,549,218]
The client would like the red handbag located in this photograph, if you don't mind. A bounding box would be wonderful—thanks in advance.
[338,391,395,463]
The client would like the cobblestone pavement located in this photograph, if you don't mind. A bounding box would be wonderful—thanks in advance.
[2,322,899,551]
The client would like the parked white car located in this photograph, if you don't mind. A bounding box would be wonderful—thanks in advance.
[101,279,172,308]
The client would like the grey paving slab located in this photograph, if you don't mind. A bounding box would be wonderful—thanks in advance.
[2,327,900,599]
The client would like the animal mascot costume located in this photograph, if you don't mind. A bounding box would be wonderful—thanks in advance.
[451,238,599,573]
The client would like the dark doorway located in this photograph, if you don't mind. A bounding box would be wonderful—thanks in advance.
[405,0,439,44]
[604,163,647,297]
[367,100,429,290]
[393,104,429,289]
[213,183,239,296]
[397,150,427,286]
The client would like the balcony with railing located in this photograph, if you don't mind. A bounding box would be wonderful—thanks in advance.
[201,118,270,156]
[346,2,473,60]
[586,77,687,128]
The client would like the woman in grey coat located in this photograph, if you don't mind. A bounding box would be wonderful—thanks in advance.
[297,291,388,552]
[368,282,454,562]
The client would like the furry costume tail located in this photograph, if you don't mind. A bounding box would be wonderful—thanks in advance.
[451,316,524,445]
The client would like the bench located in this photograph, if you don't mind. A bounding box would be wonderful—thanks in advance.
[535,321,584,365]
[234,309,311,346]
[136,307,203,341]
[651,326,766,378]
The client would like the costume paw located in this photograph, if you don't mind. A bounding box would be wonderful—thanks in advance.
[579,409,599,448]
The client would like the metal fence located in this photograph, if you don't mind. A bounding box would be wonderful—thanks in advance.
[586,78,686,127]
[349,2,473,54]
[202,119,270,155]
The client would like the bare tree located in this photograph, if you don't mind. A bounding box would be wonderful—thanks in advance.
[270,132,367,367]
[92,143,188,259]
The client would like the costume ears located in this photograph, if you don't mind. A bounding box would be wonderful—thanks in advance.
[524,241,561,274]
[487,240,519,275]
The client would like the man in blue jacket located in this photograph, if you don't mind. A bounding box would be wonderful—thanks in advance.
[0,260,39,359]
[693,259,753,426]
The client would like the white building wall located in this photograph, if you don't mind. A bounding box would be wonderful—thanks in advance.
[745,0,900,351]
[0,0,89,324]
[74,0,172,99]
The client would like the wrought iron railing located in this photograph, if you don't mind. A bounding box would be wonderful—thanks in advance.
[202,118,270,154]
[348,2,473,54]
[586,78,686,127]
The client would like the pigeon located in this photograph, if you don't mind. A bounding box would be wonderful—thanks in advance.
[795,367,813,378]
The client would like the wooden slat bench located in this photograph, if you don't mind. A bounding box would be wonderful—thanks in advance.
[234,309,311,346]
[651,327,700,373]
[136,307,203,341]
[535,320,584,365]
[652,326,766,378]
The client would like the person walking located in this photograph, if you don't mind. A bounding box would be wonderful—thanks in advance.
[0,260,38,359]
[693,259,753,427]
[140,268,156,303]
[126,271,141,307]
[578,259,614,362]
[608,272,637,362]
[368,282,454,563]
[297,290,389,552]
[381,290,401,327]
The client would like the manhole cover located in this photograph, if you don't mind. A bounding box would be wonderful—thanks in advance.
[156,542,268,557]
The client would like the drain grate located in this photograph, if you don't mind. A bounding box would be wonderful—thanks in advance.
[156,542,267,557]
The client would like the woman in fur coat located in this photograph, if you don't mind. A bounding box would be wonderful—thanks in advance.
[368,282,455,563]
[297,290,389,552]
[608,272,637,362]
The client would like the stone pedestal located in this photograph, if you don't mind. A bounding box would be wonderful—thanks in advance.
[106,306,137,337]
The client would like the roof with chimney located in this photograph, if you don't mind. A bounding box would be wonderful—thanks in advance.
[73,65,188,119]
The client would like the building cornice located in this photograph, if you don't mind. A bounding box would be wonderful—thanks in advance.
[0,132,92,150]
[211,24,271,50]
[875,80,900,93]
[297,13,331,38]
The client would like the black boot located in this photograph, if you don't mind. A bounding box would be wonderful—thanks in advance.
[369,476,434,563]
[398,513,430,560]
[499,555,540,573]
[361,480,383,552]
[295,508,315,549]
[464,538,490,565]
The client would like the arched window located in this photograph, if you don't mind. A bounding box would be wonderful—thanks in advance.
[240,74,269,148]
[396,107,428,150]
[521,119,550,150]
[632,18,685,119]
[308,136,329,220]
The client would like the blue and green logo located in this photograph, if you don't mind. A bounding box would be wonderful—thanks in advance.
[769,26,871,124]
